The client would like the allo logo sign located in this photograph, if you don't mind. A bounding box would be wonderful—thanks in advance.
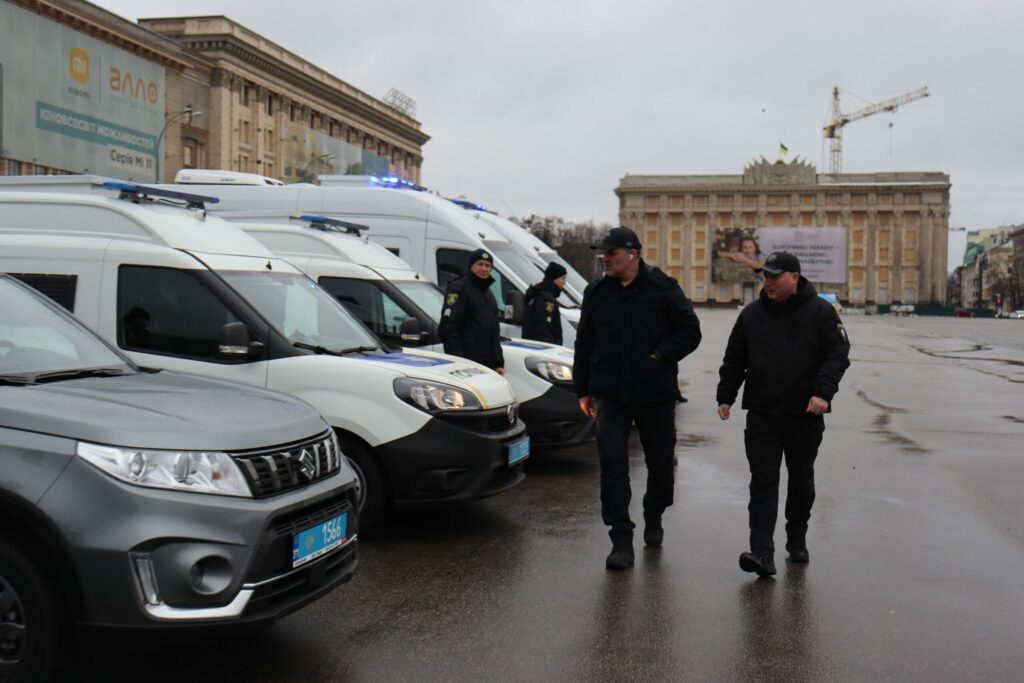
[69,47,90,84]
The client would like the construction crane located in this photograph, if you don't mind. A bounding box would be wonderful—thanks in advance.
[823,86,929,173]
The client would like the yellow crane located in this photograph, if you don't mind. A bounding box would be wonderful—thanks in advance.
[823,86,929,173]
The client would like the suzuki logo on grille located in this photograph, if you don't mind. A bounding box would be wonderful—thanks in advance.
[296,449,317,480]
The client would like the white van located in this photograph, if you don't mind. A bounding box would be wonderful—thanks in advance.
[0,177,530,529]
[218,213,595,450]
[163,173,580,347]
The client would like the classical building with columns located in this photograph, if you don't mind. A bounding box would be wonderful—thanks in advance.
[616,159,951,306]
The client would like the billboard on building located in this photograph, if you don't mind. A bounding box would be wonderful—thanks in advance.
[0,1,164,179]
[712,227,847,283]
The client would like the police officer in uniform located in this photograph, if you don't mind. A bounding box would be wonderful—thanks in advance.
[574,227,702,570]
[716,252,850,577]
[438,249,504,375]
[522,262,567,345]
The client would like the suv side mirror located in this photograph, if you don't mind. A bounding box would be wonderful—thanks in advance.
[218,322,263,357]
[505,291,525,326]
[399,317,424,345]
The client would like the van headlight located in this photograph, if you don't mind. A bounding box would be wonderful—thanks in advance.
[77,442,251,497]
[525,357,573,384]
[394,378,482,413]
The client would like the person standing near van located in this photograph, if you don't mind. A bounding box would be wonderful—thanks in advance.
[522,262,566,345]
[439,249,505,375]
[716,252,850,577]
[574,227,702,570]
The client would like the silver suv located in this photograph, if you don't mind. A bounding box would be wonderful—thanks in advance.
[0,275,359,682]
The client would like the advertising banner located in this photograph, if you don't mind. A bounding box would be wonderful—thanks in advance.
[0,1,164,179]
[712,227,847,283]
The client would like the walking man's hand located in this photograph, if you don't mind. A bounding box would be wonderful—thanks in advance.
[579,396,597,420]
[806,396,829,415]
[717,404,731,420]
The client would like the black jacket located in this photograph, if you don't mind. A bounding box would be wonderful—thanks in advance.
[573,264,702,402]
[522,280,563,345]
[716,277,851,415]
[438,274,504,369]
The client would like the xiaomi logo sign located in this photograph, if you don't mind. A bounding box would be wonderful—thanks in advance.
[69,48,90,84]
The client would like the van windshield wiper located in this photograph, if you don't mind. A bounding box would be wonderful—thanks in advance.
[0,374,34,386]
[30,367,133,384]
[339,346,379,355]
[293,341,345,356]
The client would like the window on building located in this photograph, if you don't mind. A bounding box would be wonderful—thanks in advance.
[242,83,250,107]
[183,139,197,168]
[264,162,274,178]
[6,159,20,175]
[117,266,243,362]
[877,287,889,304]
[267,94,275,116]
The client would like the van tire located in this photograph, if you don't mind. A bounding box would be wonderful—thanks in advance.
[336,435,385,532]
[0,537,62,683]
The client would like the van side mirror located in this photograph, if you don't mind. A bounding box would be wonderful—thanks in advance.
[218,322,263,357]
[399,317,424,344]
[505,291,525,325]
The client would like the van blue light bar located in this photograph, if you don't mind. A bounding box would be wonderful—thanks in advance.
[102,181,220,208]
[299,214,370,235]
[367,176,427,192]
[450,198,488,212]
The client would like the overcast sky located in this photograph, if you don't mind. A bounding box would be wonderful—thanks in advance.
[96,0,1024,266]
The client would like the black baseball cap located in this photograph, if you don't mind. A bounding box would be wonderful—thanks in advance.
[591,226,642,251]
[756,251,801,275]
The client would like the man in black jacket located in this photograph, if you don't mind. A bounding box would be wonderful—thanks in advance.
[439,249,504,374]
[716,252,850,577]
[522,262,566,345]
[574,227,702,570]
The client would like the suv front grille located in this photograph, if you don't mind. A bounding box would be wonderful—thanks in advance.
[233,431,341,497]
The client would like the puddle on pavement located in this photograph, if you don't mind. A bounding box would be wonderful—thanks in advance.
[855,389,928,454]
[1003,415,1024,425]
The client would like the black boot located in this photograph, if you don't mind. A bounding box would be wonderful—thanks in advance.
[606,543,635,570]
[643,511,664,547]
[739,548,777,577]
[786,540,809,563]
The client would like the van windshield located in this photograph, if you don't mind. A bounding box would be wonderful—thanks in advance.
[0,277,132,379]
[393,280,445,324]
[484,241,579,309]
[220,271,381,352]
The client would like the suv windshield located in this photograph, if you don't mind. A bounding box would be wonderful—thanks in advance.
[219,271,381,352]
[0,276,133,379]
[393,280,445,324]
[484,241,579,309]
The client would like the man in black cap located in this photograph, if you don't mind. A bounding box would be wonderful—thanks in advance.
[439,248,504,374]
[716,252,850,577]
[574,226,702,570]
[522,261,567,345]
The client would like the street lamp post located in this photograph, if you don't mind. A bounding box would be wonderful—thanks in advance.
[155,108,203,182]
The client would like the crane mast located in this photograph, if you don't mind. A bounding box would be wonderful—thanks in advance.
[823,86,929,173]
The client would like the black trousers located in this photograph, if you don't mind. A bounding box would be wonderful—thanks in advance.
[744,410,825,552]
[594,398,677,543]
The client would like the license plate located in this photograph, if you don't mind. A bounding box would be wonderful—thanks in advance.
[292,512,348,568]
[507,437,530,466]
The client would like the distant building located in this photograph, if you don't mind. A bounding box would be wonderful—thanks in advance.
[1013,225,1024,311]
[616,158,951,306]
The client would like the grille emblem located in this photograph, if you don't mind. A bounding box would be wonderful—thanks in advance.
[296,448,317,480]
[507,404,516,426]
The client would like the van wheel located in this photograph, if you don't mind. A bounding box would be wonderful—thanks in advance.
[0,538,61,683]
[336,436,385,532]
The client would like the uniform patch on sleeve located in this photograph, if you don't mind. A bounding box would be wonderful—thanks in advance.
[444,308,452,317]
[545,302,555,313]
[447,293,459,305]
[837,322,849,343]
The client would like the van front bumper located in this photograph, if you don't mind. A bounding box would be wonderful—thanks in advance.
[377,407,528,505]
[519,384,595,450]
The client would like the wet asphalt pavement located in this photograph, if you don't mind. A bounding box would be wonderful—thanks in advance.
[88,311,1024,682]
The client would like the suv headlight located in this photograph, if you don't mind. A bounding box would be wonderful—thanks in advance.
[77,442,251,497]
[394,378,483,413]
[525,357,573,384]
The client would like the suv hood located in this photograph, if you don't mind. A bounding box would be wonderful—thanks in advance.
[355,350,515,409]
[0,371,328,451]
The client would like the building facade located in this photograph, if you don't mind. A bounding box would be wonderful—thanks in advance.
[616,159,951,306]
[0,1,428,184]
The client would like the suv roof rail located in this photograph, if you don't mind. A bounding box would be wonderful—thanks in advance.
[102,181,220,210]
[296,213,370,235]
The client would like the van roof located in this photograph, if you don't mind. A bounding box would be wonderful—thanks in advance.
[0,181,273,258]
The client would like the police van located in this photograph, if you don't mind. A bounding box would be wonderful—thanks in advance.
[0,177,529,529]
[168,172,580,347]
[212,212,594,450]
